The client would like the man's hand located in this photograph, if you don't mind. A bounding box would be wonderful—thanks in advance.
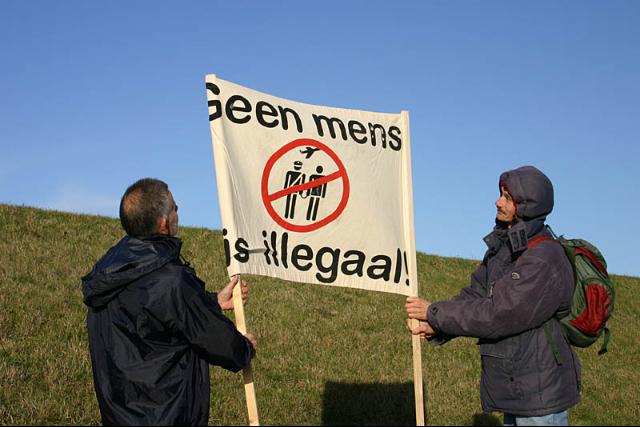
[244,332,257,353]
[405,296,431,321]
[407,319,436,340]
[217,275,248,311]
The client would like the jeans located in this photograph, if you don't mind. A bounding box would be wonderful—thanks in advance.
[503,410,569,426]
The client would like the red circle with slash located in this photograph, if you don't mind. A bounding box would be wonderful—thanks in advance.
[261,138,350,232]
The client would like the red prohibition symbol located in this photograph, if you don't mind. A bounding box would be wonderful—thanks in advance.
[261,138,350,233]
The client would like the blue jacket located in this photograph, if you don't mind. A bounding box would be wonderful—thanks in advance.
[428,166,581,416]
[82,235,253,425]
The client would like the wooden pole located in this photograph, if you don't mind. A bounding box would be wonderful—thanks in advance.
[232,274,260,426]
[401,111,425,426]
[411,321,425,425]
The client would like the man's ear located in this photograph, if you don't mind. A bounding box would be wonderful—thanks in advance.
[157,217,169,235]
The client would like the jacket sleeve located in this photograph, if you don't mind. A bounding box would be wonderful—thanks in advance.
[428,246,565,339]
[426,262,487,345]
[170,270,254,372]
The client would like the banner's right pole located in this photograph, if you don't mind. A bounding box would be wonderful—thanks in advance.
[400,111,425,426]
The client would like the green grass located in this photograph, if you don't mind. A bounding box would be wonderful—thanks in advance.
[1,203,638,425]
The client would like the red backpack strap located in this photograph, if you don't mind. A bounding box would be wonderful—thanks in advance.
[529,235,608,278]
[527,234,553,249]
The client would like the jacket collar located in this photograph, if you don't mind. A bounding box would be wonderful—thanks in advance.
[484,217,546,255]
[82,234,182,308]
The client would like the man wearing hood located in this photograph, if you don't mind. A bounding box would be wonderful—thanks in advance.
[82,178,256,426]
[406,166,580,426]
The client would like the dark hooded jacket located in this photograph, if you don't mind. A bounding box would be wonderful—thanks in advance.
[427,166,581,416]
[82,234,254,426]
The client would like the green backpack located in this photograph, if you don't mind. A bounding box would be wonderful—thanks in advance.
[529,227,615,358]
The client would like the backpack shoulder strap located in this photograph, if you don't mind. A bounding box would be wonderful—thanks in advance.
[543,321,563,365]
[527,234,553,249]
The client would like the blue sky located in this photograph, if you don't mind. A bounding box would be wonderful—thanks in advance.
[1,1,638,277]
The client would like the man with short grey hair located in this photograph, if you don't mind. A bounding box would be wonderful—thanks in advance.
[82,178,256,425]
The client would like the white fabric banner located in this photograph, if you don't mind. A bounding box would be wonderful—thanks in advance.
[206,75,418,296]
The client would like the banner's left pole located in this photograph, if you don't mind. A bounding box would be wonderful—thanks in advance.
[208,76,258,425]
[232,274,259,426]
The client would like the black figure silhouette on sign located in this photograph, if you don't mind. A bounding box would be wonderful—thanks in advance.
[306,165,327,221]
[283,160,306,219]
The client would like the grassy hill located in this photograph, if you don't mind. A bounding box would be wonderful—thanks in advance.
[0,203,638,425]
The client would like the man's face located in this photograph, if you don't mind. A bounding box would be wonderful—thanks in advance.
[495,187,517,223]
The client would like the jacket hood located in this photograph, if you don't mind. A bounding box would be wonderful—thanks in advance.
[499,165,554,220]
[82,235,182,308]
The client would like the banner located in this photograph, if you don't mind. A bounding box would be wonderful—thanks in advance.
[206,75,417,296]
